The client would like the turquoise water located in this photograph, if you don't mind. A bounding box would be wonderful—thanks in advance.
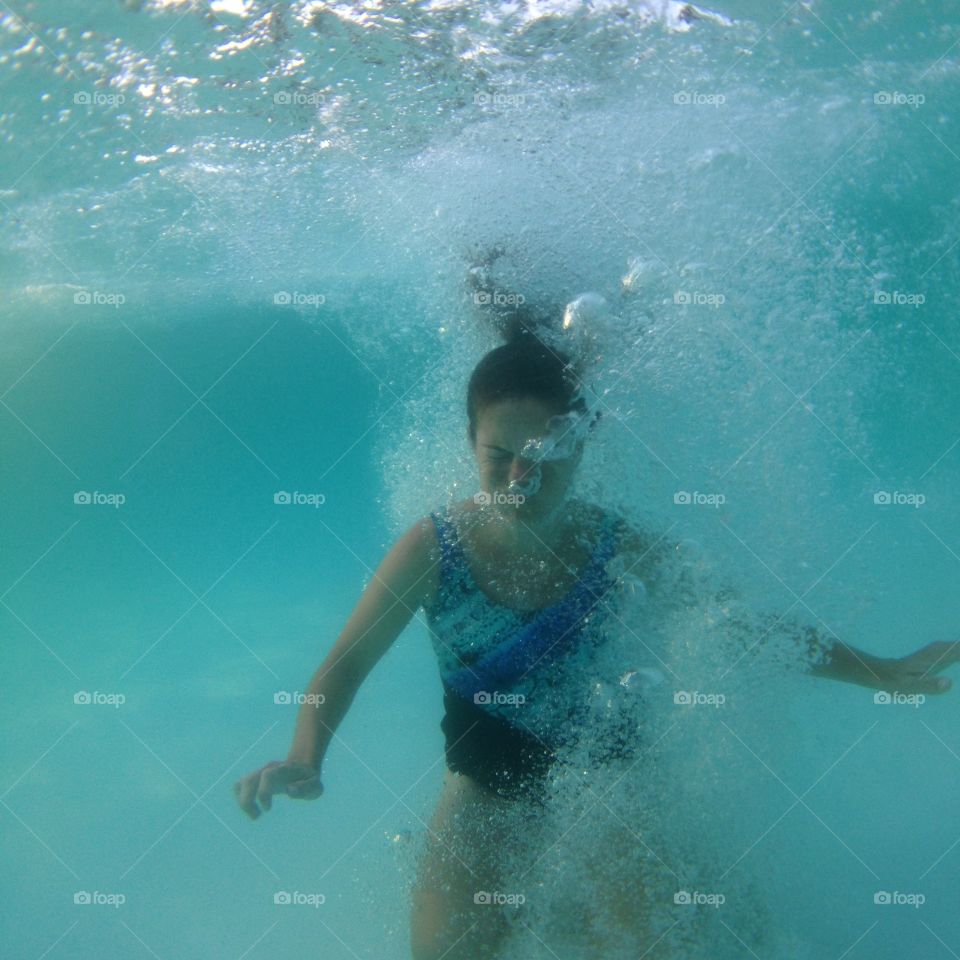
[2,1,960,957]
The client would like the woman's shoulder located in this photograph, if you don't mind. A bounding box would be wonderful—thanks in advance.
[572,500,630,541]
[584,503,678,573]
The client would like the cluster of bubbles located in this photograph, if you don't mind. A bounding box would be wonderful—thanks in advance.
[499,290,621,499]
[344,7,960,954]
[505,408,595,498]
[490,554,809,958]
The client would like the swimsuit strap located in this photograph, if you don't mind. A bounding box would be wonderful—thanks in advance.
[428,507,470,602]
[567,512,621,598]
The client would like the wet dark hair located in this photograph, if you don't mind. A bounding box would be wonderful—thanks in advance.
[466,314,592,446]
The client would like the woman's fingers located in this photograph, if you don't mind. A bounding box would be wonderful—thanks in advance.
[902,674,953,695]
[889,641,960,694]
[234,771,266,819]
[256,762,284,813]
[234,762,323,818]
[234,761,282,819]
[911,640,960,674]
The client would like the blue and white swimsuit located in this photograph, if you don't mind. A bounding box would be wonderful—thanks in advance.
[425,503,634,799]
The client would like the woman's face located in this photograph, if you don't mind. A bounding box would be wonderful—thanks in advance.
[470,396,584,521]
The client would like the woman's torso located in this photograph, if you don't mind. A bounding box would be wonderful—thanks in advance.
[422,497,628,745]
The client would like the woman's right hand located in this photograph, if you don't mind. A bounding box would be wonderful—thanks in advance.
[233,760,323,819]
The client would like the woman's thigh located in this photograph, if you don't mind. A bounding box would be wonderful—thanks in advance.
[410,770,538,960]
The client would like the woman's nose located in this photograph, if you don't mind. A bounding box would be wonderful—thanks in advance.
[510,457,536,482]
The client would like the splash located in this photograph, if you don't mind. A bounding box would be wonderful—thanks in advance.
[481,550,817,959]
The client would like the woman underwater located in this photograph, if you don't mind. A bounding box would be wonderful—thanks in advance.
[234,280,959,959]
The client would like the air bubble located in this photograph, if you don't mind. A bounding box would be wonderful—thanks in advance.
[622,573,647,601]
[562,291,610,332]
[508,463,542,497]
[621,257,652,294]
[621,667,665,690]
[518,410,592,467]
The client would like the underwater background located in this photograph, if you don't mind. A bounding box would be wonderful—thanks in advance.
[2,1,959,957]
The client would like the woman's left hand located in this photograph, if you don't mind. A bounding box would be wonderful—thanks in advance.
[882,640,960,695]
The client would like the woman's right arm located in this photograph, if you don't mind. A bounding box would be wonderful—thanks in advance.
[234,515,438,819]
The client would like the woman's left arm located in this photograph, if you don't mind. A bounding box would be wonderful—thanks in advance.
[613,520,959,696]
[804,627,959,695]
